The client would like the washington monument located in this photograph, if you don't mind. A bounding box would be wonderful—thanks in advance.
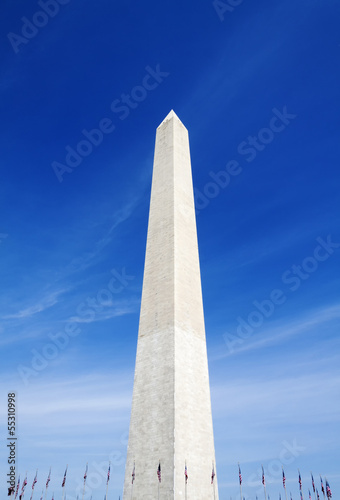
[123,110,218,499]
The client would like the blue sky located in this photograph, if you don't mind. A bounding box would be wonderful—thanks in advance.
[1,0,340,498]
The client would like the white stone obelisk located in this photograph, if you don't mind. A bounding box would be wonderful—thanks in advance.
[123,110,218,500]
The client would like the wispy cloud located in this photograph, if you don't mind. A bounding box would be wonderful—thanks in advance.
[2,288,68,320]
[69,299,138,323]
[65,198,140,276]
[213,302,340,360]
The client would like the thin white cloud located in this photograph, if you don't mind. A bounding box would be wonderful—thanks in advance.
[65,198,140,275]
[212,302,340,360]
[2,288,68,320]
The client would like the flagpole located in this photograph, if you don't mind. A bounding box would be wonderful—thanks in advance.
[21,472,28,500]
[262,466,267,500]
[157,461,161,500]
[238,464,243,500]
[105,462,111,500]
[82,463,88,500]
[320,477,326,500]
[30,470,38,500]
[61,465,68,500]
[311,474,317,500]
[282,467,288,500]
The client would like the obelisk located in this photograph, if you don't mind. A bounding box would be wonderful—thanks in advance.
[123,110,218,500]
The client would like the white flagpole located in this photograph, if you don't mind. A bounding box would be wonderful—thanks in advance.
[82,463,88,500]
[262,466,267,500]
[105,462,111,500]
[157,461,161,500]
[30,470,38,500]
[212,461,216,500]
[44,468,51,500]
[238,463,243,500]
[311,474,317,500]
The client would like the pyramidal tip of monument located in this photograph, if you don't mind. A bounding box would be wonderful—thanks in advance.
[158,109,184,128]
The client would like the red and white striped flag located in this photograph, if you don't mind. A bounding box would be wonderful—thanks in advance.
[29,471,38,500]
[157,463,161,483]
[19,475,27,500]
[132,463,135,484]
[14,477,20,499]
[326,480,332,499]
[321,477,325,495]
[184,463,188,484]
[262,466,265,487]
[311,473,315,493]
[61,466,68,488]
[46,468,51,489]
[83,464,88,485]
[107,464,110,485]
[32,471,38,489]
[283,468,286,489]
[211,464,215,484]
[238,464,242,485]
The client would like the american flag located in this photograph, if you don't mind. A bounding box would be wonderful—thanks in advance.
[299,471,302,490]
[184,464,188,484]
[317,489,320,500]
[309,490,312,500]
[132,463,135,484]
[8,486,15,496]
[14,477,20,499]
[238,464,242,485]
[19,476,27,500]
[61,466,68,488]
[300,491,303,500]
[32,471,38,489]
[157,463,161,483]
[311,473,315,493]
[84,464,88,484]
[283,468,286,488]
[46,468,51,488]
[321,477,325,495]
[262,466,265,487]
[326,480,332,499]
[107,464,110,485]
[211,464,215,484]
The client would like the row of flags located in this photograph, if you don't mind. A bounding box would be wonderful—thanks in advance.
[8,464,111,499]
[9,462,333,499]
[237,464,332,499]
